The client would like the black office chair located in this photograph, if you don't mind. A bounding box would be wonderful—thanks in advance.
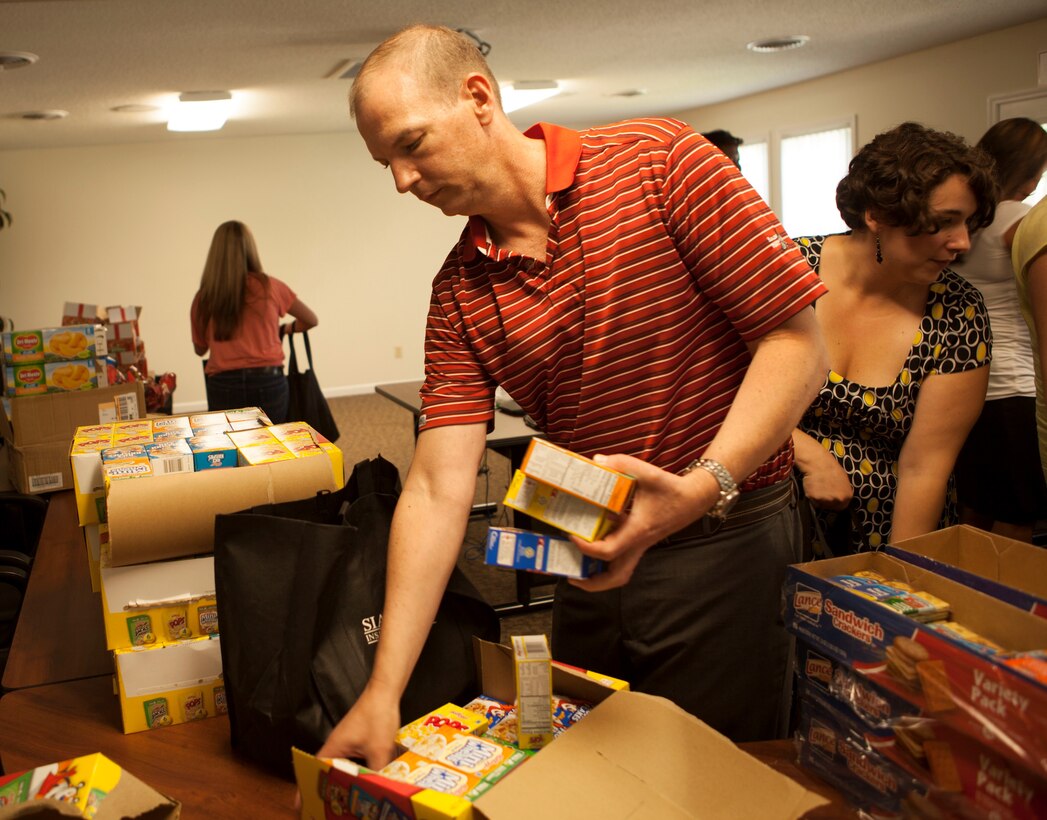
[0,492,48,560]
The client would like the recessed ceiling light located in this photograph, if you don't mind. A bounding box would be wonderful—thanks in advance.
[112,104,160,114]
[10,109,68,121]
[167,91,233,132]
[0,50,39,71]
[500,81,560,113]
[746,35,810,53]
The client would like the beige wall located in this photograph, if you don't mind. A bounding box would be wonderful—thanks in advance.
[678,18,1047,152]
[1,18,1045,412]
[0,132,460,411]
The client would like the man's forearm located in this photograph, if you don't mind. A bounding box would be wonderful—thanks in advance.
[704,307,827,482]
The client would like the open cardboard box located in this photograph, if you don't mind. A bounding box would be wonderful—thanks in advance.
[114,635,224,734]
[0,752,179,818]
[294,639,829,820]
[100,556,216,650]
[0,382,145,447]
[887,524,1047,618]
[103,454,337,565]
[1,383,146,495]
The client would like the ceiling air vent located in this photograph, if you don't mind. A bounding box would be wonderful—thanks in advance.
[15,110,69,121]
[746,36,810,53]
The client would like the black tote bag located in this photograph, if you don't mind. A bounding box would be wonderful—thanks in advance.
[286,330,340,442]
[213,456,500,780]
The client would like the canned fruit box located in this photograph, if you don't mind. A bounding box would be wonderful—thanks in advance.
[3,324,107,364]
[503,470,615,542]
[100,555,217,651]
[484,525,604,579]
[520,438,635,513]
[114,635,225,733]
[784,552,1047,781]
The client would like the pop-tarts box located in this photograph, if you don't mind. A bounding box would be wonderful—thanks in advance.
[784,552,1047,782]
[484,526,604,579]
[187,433,237,470]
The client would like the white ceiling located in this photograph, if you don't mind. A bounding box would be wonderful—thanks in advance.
[1,0,1045,152]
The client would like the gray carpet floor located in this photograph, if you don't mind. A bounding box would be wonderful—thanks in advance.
[327,393,555,644]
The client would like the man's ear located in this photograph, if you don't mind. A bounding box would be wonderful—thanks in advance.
[462,73,497,124]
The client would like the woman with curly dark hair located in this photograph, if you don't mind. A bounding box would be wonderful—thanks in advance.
[190,220,318,423]
[791,122,997,553]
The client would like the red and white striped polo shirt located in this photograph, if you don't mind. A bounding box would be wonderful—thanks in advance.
[420,118,825,488]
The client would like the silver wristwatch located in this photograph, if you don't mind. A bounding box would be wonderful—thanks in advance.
[681,458,740,520]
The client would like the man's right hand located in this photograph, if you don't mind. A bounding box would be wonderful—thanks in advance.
[315,684,401,769]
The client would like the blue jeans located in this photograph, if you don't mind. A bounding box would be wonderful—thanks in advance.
[205,367,289,424]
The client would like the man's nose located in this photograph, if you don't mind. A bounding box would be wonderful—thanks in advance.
[390,161,419,194]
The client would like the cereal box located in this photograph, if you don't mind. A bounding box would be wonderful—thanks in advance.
[503,470,615,542]
[520,437,635,513]
[511,634,553,750]
[484,525,604,579]
[396,703,489,752]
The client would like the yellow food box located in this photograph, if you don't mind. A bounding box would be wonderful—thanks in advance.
[143,439,195,475]
[226,427,276,448]
[380,751,482,798]
[102,456,153,484]
[237,440,295,465]
[503,470,615,542]
[0,752,124,815]
[100,555,217,650]
[520,438,635,513]
[111,418,152,436]
[396,703,489,753]
[114,635,225,734]
[512,635,553,751]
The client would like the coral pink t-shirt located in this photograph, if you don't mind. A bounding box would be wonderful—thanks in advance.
[191,273,296,375]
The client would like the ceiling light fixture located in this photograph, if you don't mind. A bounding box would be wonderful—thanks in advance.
[167,91,233,132]
[501,81,561,114]
[746,35,810,53]
[0,50,39,71]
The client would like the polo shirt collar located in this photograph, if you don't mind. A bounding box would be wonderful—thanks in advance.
[465,122,581,259]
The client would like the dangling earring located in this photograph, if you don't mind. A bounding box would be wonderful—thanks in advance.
[875,234,883,265]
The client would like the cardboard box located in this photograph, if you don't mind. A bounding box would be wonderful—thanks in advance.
[0,752,179,818]
[888,525,1047,619]
[114,636,225,734]
[293,639,830,820]
[519,438,635,513]
[104,454,338,565]
[0,382,145,448]
[784,552,1047,780]
[483,526,604,579]
[100,556,217,651]
[7,439,76,495]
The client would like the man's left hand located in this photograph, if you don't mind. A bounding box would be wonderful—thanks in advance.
[568,453,719,591]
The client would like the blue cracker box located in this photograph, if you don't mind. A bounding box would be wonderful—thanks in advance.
[887,525,1047,620]
[784,552,1047,783]
[484,526,604,579]
[797,680,1047,820]
[796,682,929,817]
[187,433,237,470]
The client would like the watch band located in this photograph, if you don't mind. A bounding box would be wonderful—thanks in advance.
[681,457,740,520]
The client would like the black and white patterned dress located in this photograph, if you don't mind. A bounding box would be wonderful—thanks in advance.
[795,235,991,552]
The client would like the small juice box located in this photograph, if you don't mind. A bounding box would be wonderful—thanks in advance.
[511,634,553,750]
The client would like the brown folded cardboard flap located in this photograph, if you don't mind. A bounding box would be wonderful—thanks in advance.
[105,455,336,566]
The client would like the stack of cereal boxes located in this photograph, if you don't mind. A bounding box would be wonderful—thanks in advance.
[69,407,343,734]
[2,323,109,397]
[784,551,1047,818]
[485,439,633,581]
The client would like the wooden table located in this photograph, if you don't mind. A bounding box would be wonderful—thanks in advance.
[0,675,298,818]
[0,678,854,819]
[2,490,112,690]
